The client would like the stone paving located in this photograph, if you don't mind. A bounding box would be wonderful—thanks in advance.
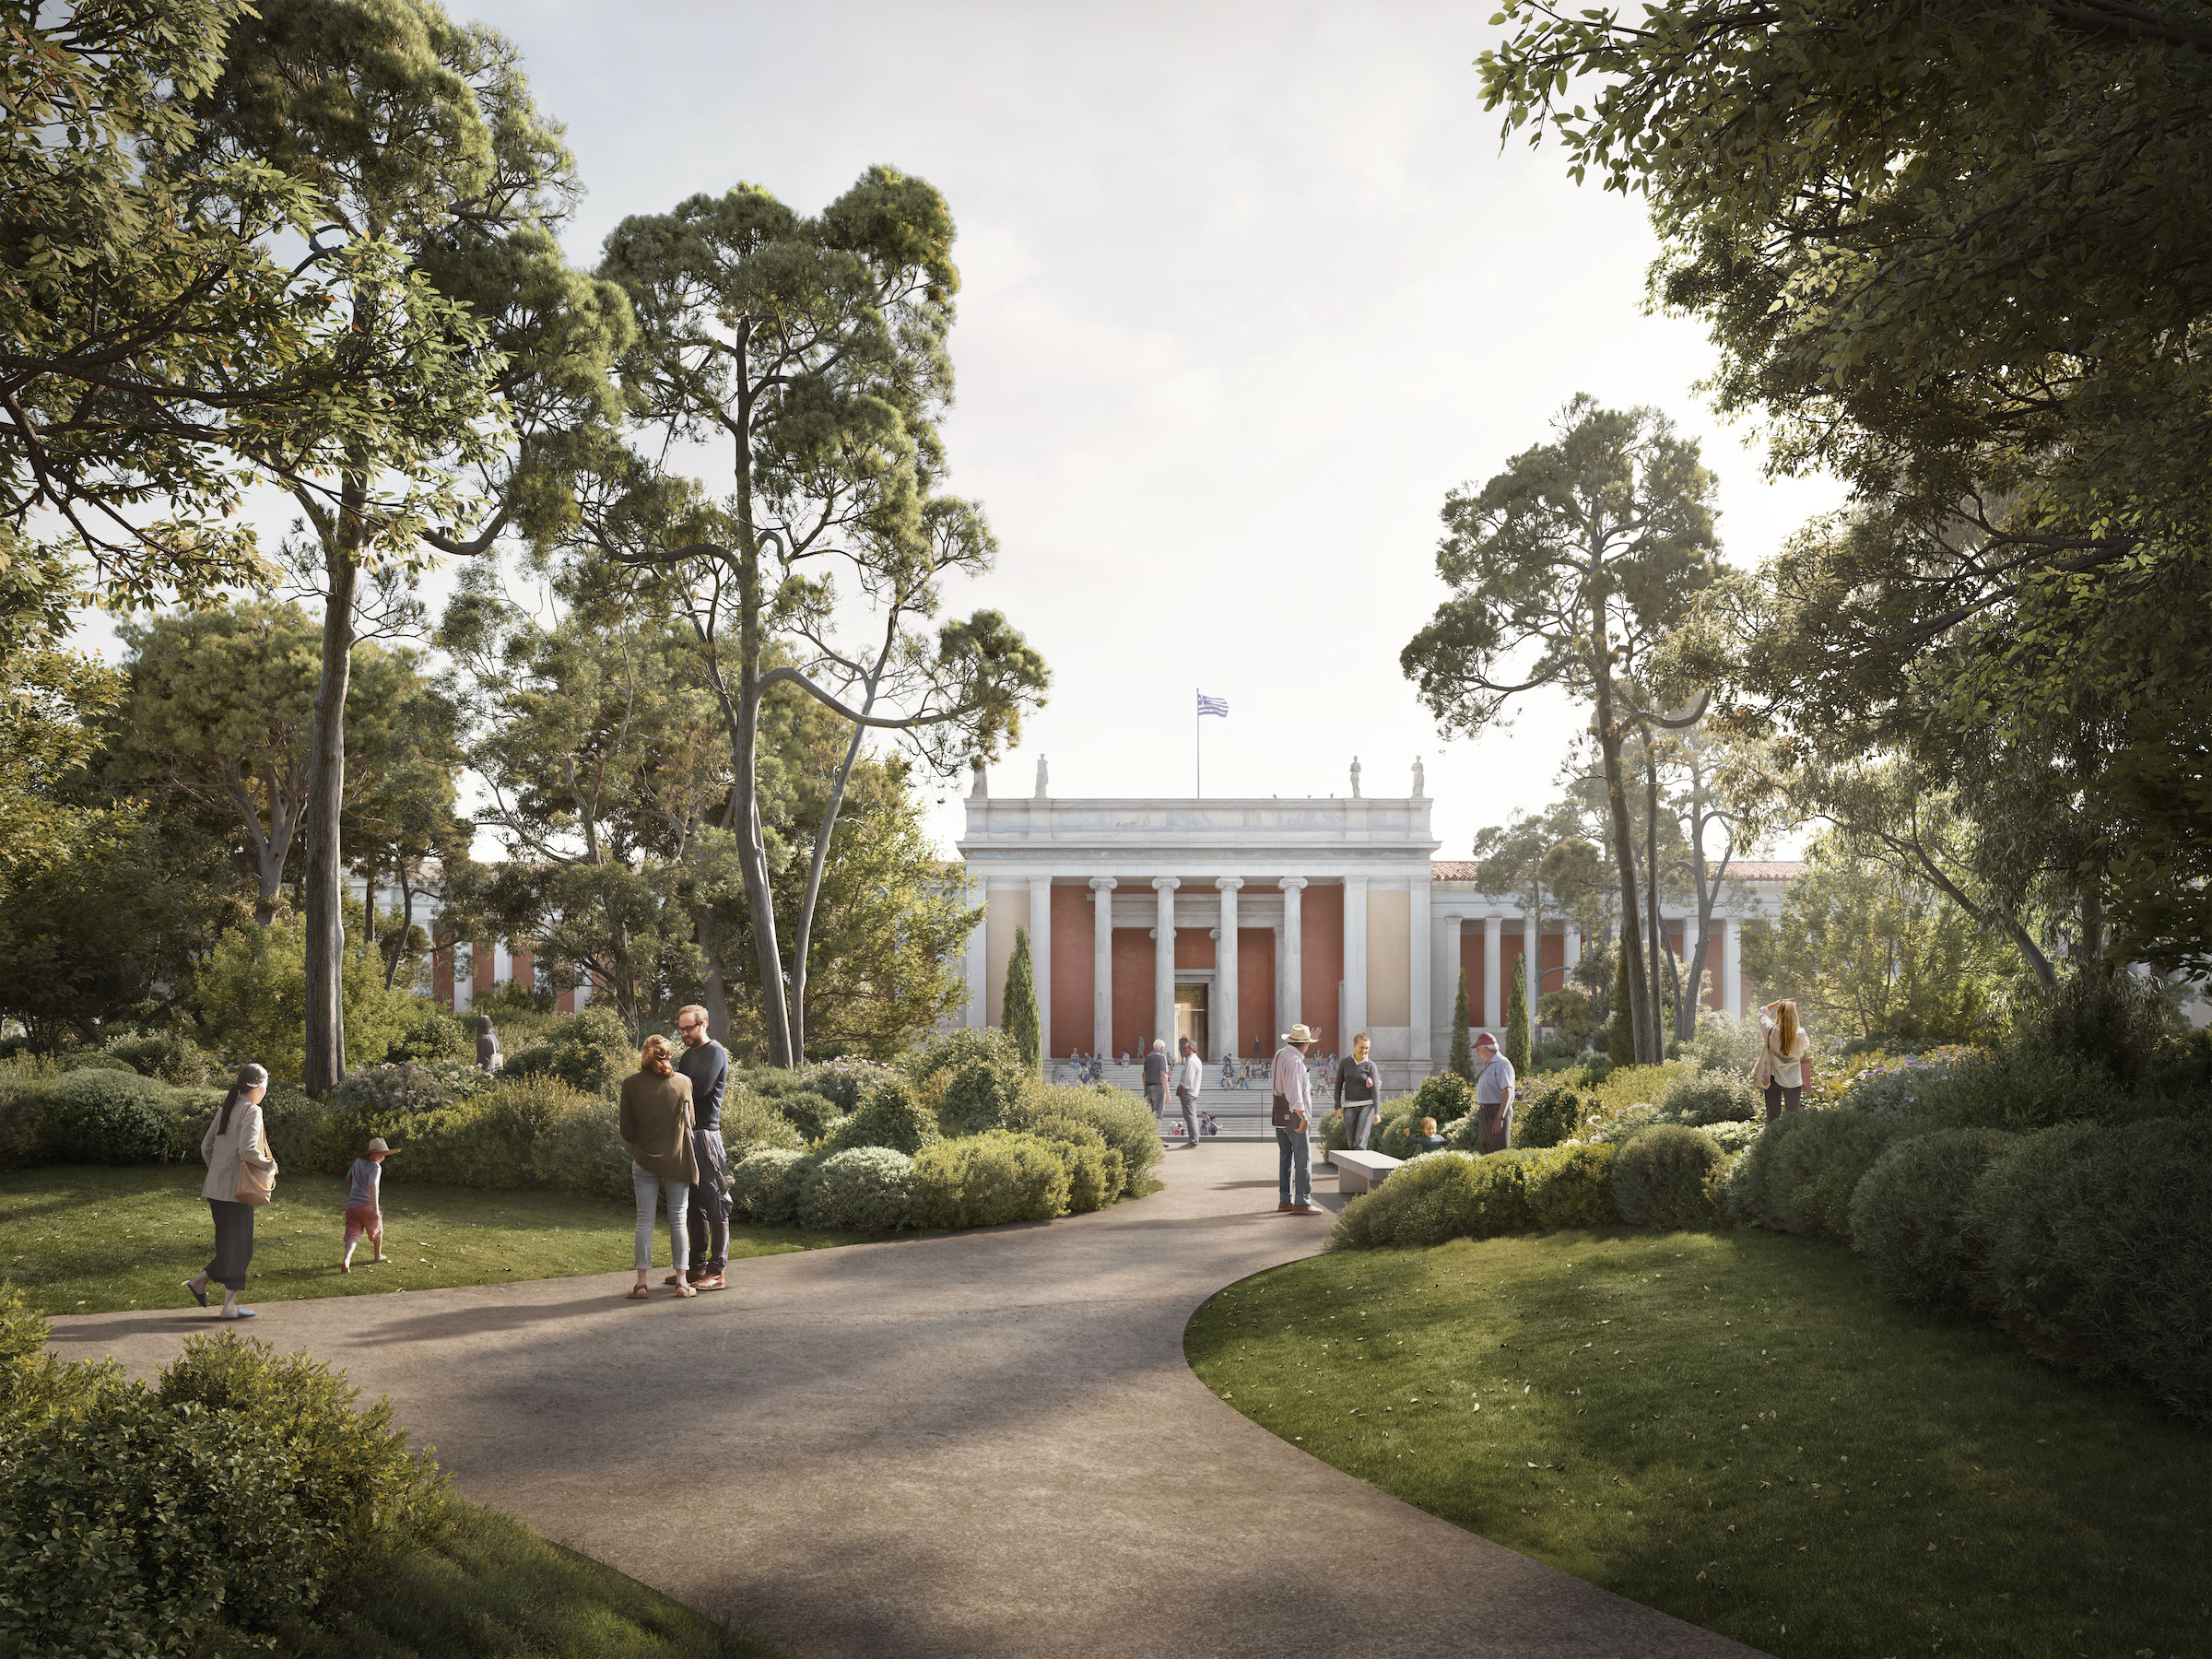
[53,1140,1765,1659]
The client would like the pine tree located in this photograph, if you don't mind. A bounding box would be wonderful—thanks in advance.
[1450,969,1474,1081]
[1004,925,1041,1073]
[1507,955,1532,1076]
[1608,947,1636,1066]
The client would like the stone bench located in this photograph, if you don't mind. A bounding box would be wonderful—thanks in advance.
[1325,1148,1403,1194]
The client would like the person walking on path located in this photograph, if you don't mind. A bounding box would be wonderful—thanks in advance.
[339,1137,394,1272]
[1756,998,1814,1121]
[1173,1036,1205,1147]
[619,1034,698,1300]
[184,1063,272,1320]
[1143,1039,1171,1128]
[673,1005,732,1290]
[1472,1030,1516,1154]
[1271,1024,1323,1214]
[1334,1032,1382,1151]
[476,1014,501,1074]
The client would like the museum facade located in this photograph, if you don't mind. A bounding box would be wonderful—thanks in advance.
[951,774,1799,1087]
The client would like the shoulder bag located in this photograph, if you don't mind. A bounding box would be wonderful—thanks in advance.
[233,1117,277,1208]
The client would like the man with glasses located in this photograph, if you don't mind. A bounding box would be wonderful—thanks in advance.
[673,1005,732,1289]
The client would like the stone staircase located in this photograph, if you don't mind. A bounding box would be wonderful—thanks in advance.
[1047,1059,1329,1142]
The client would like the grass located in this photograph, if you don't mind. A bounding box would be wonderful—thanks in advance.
[295,1493,785,1659]
[1,1163,861,1315]
[1185,1227,2212,1659]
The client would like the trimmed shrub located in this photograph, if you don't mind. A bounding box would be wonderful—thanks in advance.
[1848,1127,2022,1311]
[1006,1083,1159,1194]
[1611,1124,1725,1229]
[47,1068,172,1165]
[1010,1118,1122,1213]
[799,1057,900,1114]
[516,1083,634,1202]
[384,1006,472,1066]
[1512,1080,1583,1149]
[502,1040,558,1080]
[254,1084,332,1173]
[728,1147,818,1225]
[334,1059,488,1118]
[1752,1111,1912,1239]
[913,1130,1070,1228]
[719,1086,806,1156]
[1408,1070,1476,1128]
[1964,1118,2212,1420]
[1657,1069,1759,1126]
[1331,1151,1533,1250]
[1524,1141,1619,1228]
[55,1049,134,1075]
[542,1006,632,1097]
[100,1030,224,1088]
[909,1028,1030,1137]
[798,1147,917,1232]
[824,1077,938,1155]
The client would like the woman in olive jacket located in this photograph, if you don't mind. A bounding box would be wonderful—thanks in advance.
[619,1034,699,1300]
[185,1063,272,1319]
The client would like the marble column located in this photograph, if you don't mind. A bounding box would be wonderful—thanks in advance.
[1429,910,1459,1061]
[1216,877,1242,1063]
[1482,915,1502,1032]
[1724,915,1744,1019]
[1027,875,1053,1058]
[1523,908,1540,1029]
[1564,923,1582,977]
[1279,877,1306,1032]
[963,875,988,1029]
[1089,878,1115,1055]
[1343,875,1369,1041]
[1410,875,1433,1062]
[1153,877,1179,1052]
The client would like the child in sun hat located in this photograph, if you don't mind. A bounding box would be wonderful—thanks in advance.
[340,1137,395,1272]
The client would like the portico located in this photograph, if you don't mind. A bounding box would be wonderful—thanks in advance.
[954,776,1799,1087]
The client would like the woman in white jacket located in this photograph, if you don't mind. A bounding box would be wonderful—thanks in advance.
[185,1063,273,1320]
[1756,1000,1813,1122]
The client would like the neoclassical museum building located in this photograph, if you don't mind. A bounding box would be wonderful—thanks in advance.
[951,765,1801,1088]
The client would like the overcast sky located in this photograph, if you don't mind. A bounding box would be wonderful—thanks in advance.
[112,2,1852,862]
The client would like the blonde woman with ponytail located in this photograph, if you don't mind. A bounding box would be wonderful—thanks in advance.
[618,1032,699,1300]
[1756,998,1814,1122]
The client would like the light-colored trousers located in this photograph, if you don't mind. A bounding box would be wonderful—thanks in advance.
[632,1161,691,1273]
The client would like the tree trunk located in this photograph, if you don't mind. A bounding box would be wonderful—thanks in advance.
[1591,678,1651,1070]
[302,536,360,1095]
[1643,746,1666,1062]
[2080,883,2103,966]
[788,719,870,1064]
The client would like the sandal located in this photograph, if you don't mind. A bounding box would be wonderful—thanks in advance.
[182,1279,208,1309]
[673,1282,697,1299]
[625,1285,651,1300]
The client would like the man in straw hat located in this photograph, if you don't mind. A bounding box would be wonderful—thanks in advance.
[1270,1023,1324,1214]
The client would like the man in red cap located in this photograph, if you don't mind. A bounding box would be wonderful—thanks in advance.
[1472,1030,1516,1153]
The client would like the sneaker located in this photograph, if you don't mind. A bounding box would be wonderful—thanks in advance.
[691,1273,726,1291]
[1291,1203,1323,1215]
[1277,1202,1297,1212]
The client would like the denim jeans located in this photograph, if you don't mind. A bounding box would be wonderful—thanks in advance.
[1342,1103,1376,1151]
[1276,1125,1312,1206]
[1175,1087,1200,1144]
[632,1161,691,1273]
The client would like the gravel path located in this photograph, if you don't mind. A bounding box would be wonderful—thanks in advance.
[53,1140,1763,1659]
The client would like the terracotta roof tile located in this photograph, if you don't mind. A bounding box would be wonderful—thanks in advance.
[1429,858,1805,881]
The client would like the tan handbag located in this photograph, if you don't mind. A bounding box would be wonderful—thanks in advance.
[232,1118,277,1207]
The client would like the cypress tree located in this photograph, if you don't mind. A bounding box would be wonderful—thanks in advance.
[1608,947,1636,1065]
[1450,969,1474,1081]
[1507,955,1532,1076]
[1005,925,1041,1073]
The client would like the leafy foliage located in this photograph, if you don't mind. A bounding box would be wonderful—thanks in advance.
[797,1147,917,1232]
[1003,925,1041,1074]
[1847,1128,2022,1312]
[1609,1124,1724,1229]
[912,1130,1070,1229]
[197,904,415,1084]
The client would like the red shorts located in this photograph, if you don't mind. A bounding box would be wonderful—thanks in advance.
[343,1204,382,1243]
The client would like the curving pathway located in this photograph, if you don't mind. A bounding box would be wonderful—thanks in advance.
[53,1141,1763,1659]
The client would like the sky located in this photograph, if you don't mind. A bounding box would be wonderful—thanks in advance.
[97,1,1850,863]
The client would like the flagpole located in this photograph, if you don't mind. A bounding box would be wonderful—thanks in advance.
[1194,688,1202,797]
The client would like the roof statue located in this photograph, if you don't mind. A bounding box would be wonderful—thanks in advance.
[970,759,988,798]
[1035,754,1050,798]
[1411,756,1425,797]
[1349,755,1362,798]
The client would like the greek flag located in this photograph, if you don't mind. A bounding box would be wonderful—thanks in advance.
[1196,691,1229,717]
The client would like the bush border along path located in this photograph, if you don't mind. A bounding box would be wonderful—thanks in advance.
[53,1140,1758,1659]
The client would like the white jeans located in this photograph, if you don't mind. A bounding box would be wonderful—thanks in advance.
[632,1161,691,1273]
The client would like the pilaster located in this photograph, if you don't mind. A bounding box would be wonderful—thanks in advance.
[1089,877,1116,1054]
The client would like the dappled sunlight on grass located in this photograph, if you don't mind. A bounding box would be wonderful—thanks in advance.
[1187,1227,2212,1659]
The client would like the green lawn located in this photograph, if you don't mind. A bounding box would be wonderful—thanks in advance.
[2,1164,861,1315]
[298,1493,785,1658]
[1185,1228,2212,1659]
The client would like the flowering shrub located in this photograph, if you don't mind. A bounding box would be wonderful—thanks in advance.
[332,1060,490,1117]
[1842,1046,1981,1117]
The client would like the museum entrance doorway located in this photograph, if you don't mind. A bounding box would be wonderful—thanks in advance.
[1174,982,1210,1061]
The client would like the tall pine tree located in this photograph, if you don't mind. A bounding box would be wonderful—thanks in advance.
[1450,968,1474,1081]
[1004,924,1041,1074]
[1507,956,1532,1076]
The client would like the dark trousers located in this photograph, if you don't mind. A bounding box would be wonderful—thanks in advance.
[686,1128,732,1272]
[1763,1082,1803,1122]
[206,1198,254,1292]
[1477,1101,1512,1154]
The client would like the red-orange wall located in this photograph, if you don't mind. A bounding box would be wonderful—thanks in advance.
[1300,885,1344,1049]
[1050,886,1094,1056]
[1537,931,1567,996]
[1239,929,1275,1061]
[1173,929,1216,970]
[1110,929,1153,1058]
